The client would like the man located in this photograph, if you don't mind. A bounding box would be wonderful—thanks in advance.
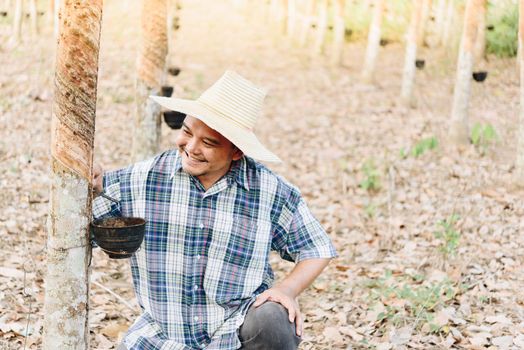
[92,71,337,350]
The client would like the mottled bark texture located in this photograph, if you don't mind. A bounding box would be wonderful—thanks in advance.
[362,0,384,82]
[43,1,103,349]
[29,0,38,37]
[516,0,524,185]
[401,0,424,106]
[450,0,483,144]
[132,0,167,162]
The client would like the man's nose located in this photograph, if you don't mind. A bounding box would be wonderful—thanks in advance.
[185,139,199,154]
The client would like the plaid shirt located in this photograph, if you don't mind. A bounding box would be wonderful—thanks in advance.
[93,150,337,350]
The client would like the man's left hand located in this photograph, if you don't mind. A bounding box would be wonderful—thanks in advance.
[252,286,303,336]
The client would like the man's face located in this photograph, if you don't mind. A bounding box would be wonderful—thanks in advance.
[175,116,243,189]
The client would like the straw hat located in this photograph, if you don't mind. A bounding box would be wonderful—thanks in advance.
[150,70,281,163]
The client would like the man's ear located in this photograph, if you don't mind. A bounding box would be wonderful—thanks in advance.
[232,147,244,161]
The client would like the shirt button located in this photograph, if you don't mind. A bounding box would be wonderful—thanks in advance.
[194,285,199,291]
[196,255,201,260]
[199,222,204,229]
[194,316,199,322]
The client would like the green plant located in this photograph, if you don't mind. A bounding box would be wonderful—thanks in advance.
[411,137,438,157]
[364,202,377,218]
[359,160,381,192]
[363,271,459,333]
[400,137,438,159]
[471,122,497,154]
[486,1,518,58]
[433,214,461,258]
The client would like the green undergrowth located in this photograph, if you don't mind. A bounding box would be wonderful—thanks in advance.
[362,270,465,334]
[486,0,518,57]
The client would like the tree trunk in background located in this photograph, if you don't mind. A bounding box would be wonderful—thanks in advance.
[442,0,455,47]
[449,0,482,144]
[417,0,432,47]
[287,0,296,38]
[133,0,168,162]
[43,1,103,349]
[29,0,38,37]
[361,0,384,82]
[473,0,486,63]
[47,0,54,25]
[54,0,60,39]
[330,0,345,65]
[312,0,327,55]
[516,0,524,185]
[401,0,424,106]
[10,0,22,45]
[435,0,447,46]
[299,0,315,47]
[167,0,176,67]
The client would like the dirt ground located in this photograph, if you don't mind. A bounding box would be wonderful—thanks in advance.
[1,0,523,349]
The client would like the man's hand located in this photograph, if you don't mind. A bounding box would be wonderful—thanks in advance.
[92,162,104,195]
[253,286,303,336]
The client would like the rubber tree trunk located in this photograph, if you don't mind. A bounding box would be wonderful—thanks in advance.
[43,1,103,349]
[401,0,424,106]
[299,0,315,47]
[29,0,38,37]
[330,0,345,65]
[516,0,524,185]
[442,0,455,47]
[10,0,22,45]
[312,0,327,55]
[417,0,432,47]
[449,0,483,144]
[287,0,296,38]
[434,0,447,44]
[473,0,486,63]
[47,0,54,25]
[54,0,60,39]
[361,0,384,82]
[133,0,168,162]
[166,0,177,67]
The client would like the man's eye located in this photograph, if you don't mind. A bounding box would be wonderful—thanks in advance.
[183,129,191,135]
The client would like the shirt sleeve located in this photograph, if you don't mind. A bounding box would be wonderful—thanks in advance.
[92,167,127,220]
[271,188,338,263]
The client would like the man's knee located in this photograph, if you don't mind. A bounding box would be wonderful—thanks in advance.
[239,301,301,350]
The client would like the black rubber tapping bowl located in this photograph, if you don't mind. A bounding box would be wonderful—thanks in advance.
[91,217,146,259]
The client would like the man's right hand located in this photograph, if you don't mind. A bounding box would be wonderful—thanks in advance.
[92,162,104,195]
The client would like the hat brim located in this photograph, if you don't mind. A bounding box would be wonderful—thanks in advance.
[150,96,282,163]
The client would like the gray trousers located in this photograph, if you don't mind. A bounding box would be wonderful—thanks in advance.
[117,302,301,350]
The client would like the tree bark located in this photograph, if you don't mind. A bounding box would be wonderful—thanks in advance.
[434,0,447,46]
[54,0,60,39]
[47,0,54,25]
[442,0,455,47]
[299,0,315,47]
[417,0,432,47]
[133,0,168,162]
[43,1,103,349]
[449,0,483,144]
[516,0,524,185]
[287,0,297,38]
[29,0,38,37]
[474,0,487,63]
[330,0,345,65]
[361,0,384,82]
[401,0,424,106]
[10,0,22,45]
[312,0,327,55]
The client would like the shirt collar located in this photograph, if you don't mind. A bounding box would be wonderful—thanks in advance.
[170,151,250,191]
